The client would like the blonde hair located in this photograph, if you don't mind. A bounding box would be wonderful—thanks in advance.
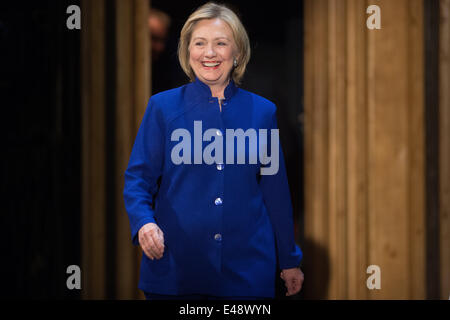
[177,2,251,85]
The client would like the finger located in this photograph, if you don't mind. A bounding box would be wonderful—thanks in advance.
[140,236,155,260]
[150,231,164,256]
[284,280,291,294]
[283,277,291,290]
[287,287,296,296]
[293,278,302,294]
[149,232,164,258]
[138,233,149,255]
[288,286,295,296]
[141,232,156,259]
[286,280,296,296]
[292,281,300,295]
[144,247,155,260]
[142,243,155,260]
[156,229,165,252]
[147,233,162,259]
[157,228,165,245]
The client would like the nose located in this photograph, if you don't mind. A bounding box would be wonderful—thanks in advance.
[204,43,216,58]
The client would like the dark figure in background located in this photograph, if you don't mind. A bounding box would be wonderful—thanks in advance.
[149,8,187,94]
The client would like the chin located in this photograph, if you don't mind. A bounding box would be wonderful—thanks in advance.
[201,75,223,83]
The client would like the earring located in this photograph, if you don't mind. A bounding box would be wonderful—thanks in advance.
[233,58,238,67]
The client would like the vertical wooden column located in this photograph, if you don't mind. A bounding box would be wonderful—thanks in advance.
[303,0,331,299]
[81,0,106,299]
[327,0,348,299]
[82,0,150,299]
[304,0,425,299]
[440,0,450,301]
[407,0,426,300]
[115,0,150,299]
[346,0,369,300]
[366,0,425,300]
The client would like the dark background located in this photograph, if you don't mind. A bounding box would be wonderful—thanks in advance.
[1,0,81,299]
[0,0,304,299]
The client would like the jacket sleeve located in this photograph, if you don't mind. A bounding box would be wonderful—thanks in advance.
[123,97,165,246]
[259,108,303,269]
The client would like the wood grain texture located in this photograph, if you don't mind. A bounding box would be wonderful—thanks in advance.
[81,0,150,299]
[81,0,106,299]
[304,0,425,299]
[303,0,331,299]
[115,0,150,299]
[327,0,348,299]
[368,0,410,299]
[440,0,450,301]
[346,0,368,300]
[115,0,134,300]
[408,0,425,300]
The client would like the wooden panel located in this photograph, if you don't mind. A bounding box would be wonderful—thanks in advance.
[424,0,440,299]
[408,0,426,300]
[346,0,368,300]
[81,0,150,299]
[133,0,150,300]
[134,0,151,130]
[304,0,425,299]
[115,0,134,300]
[368,0,411,299]
[115,0,150,299]
[440,0,450,300]
[81,0,106,299]
[327,0,348,299]
[303,0,331,299]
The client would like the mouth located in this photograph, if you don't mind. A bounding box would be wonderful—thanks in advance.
[202,61,221,69]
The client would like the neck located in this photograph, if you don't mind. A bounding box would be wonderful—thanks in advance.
[208,78,230,99]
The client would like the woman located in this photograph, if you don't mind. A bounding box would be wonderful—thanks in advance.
[124,2,304,300]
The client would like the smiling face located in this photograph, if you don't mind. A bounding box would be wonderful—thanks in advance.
[189,18,237,87]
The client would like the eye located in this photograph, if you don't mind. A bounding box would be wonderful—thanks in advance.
[218,42,227,46]
[194,41,204,46]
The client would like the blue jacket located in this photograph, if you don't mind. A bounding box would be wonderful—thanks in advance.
[123,77,302,298]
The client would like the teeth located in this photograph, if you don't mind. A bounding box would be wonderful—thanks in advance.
[203,62,220,67]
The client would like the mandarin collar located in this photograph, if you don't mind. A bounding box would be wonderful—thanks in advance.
[186,77,238,103]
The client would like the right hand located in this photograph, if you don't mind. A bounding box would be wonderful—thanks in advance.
[138,223,165,260]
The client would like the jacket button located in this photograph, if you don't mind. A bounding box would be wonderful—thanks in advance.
[214,234,222,241]
[214,197,223,206]
[216,164,224,170]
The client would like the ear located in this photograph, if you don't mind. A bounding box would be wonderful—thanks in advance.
[234,53,240,67]
[234,51,240,61]
[233,45,240,60]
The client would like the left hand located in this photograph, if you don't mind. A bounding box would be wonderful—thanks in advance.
[280,267,304,296]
